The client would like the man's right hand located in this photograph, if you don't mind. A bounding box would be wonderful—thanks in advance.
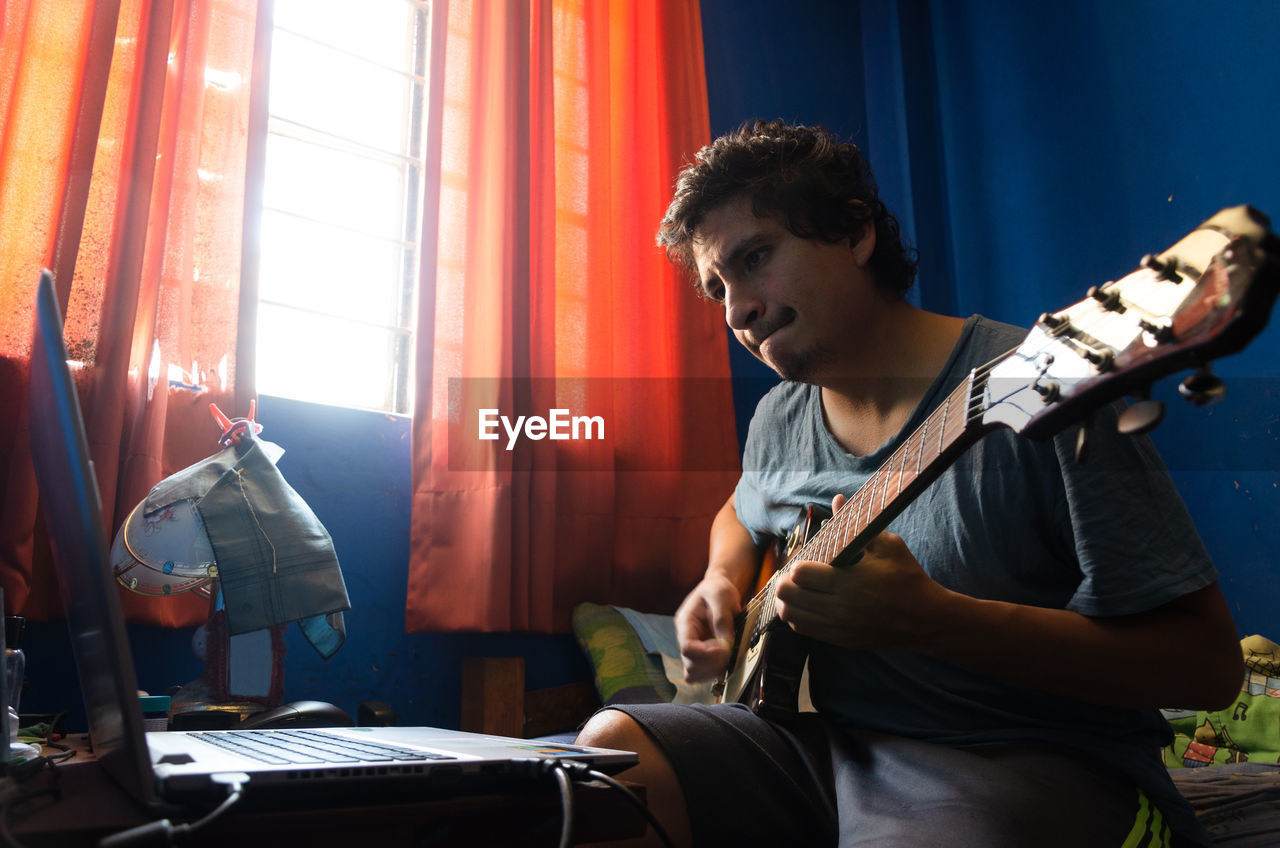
[674,572,742,683]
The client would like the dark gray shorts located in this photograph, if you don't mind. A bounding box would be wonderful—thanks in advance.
[608,702,1180,847]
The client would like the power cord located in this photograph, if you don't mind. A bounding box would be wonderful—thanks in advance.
[510,758,676,848]
[97,772,249,848]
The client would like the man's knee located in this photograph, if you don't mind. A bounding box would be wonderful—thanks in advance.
[576,708,650,752]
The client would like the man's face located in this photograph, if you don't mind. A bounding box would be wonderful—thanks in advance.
[690,195,878,383]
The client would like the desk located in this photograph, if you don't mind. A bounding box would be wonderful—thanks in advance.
[9,735,647,846]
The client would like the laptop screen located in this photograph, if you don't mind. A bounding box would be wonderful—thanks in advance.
[27,270,158,805]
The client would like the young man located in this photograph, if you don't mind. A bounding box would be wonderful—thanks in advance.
[576,121,1241,847]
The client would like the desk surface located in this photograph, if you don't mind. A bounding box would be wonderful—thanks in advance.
[8,735,647,847]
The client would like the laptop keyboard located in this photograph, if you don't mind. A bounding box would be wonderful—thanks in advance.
[190,729,456,766]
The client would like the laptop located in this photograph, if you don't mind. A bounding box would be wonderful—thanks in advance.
[26,270,635,807]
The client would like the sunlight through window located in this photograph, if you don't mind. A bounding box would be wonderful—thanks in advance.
[255,0,428,414]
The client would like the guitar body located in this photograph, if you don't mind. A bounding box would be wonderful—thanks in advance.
[720,616,809,722]
[717,503,829,721]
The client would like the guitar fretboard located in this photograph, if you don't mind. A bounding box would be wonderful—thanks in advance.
[750,369,989,627]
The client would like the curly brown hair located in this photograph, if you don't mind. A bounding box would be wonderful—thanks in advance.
[657,120,918,297]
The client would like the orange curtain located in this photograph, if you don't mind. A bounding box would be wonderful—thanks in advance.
[0,0,266,624]
[408,0,741,633]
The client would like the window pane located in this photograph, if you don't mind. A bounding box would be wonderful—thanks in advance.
[273,0,416,72]
[256,0,424,415]
[258,210,403,326]
[269,31,410,155]
[256,304,397,411]
[263,134,404,239]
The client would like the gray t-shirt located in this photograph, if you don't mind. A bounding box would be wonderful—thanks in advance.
[734,314,1217,843]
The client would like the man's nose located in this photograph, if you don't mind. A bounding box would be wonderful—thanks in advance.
[724,282,763,331]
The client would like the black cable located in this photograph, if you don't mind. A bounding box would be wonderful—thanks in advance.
[514,758,678,848]
[97,774,247,848]
[550,763,574,848]
[172,782,245,837]
[582,766,677,848]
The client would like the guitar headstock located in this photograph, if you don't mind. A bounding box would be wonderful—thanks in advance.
[982,205,1280,440]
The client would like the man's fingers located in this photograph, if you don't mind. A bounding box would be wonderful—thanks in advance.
[703,592,736,649]
[786,559,840,593]
[682,639,731,682]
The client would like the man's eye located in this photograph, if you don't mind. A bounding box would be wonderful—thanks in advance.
[744,248,767,271]
[706,284,725,303]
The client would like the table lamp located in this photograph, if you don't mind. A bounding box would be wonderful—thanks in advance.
[110,402,350,729]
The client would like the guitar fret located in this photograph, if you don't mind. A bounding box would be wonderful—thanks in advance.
[937,394,950,456]
[814,517,827,562]
[833,507,848,561]
[895,443,907,496]
[916,419,929,474]
[866,471,879,520]
[839,504,855,553]
[820,511,834,564]
[950,389,967,439]
[863,475,876,530]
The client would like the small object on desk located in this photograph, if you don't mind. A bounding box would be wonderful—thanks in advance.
[357,699,397,727]
[139,695,170,732]
[237,700,353,730]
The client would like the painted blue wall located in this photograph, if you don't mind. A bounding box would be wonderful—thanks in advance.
[918,0,1280,634]
[22,0,1279,731]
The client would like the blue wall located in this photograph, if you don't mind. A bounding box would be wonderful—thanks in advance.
[917,0,1280,633]
[23,0,1280,731]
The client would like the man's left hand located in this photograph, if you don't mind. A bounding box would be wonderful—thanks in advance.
[771,493,951,652]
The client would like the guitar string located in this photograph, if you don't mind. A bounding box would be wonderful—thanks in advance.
[744,357,1004,623]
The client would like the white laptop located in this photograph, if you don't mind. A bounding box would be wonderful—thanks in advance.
[26,269,635,807]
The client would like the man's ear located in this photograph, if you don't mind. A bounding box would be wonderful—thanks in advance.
[851,218,876,266]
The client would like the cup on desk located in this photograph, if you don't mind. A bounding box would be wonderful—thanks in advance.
[139,695,170,732]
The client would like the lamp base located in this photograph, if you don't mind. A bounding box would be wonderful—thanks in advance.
[167,608,287,728]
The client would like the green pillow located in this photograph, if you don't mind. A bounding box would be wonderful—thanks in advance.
[1163,634,1280,767]
[572,603,676,705]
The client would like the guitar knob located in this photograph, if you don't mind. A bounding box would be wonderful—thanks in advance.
[1117,399,1166,435]
[1074,424,1091,464]
[1178,369,1227,406]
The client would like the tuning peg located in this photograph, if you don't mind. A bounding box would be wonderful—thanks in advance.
[1087,285,1125,312]
[1140,254,1181,282]
[1117,392,1166,436]
[1178,368,1227,406]
[1137,318,1175,344]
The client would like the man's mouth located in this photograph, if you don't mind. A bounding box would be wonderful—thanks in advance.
[747,310,795,353]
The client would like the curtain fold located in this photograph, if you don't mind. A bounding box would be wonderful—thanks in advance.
[408,0,741,633]
[0,0,266,624]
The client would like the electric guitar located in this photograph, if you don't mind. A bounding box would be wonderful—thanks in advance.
[714,205,1280,722]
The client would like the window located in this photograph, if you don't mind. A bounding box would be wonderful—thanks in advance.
[255,0,429,414]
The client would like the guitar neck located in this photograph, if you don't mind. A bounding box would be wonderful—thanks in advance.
[781,370,987,574]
